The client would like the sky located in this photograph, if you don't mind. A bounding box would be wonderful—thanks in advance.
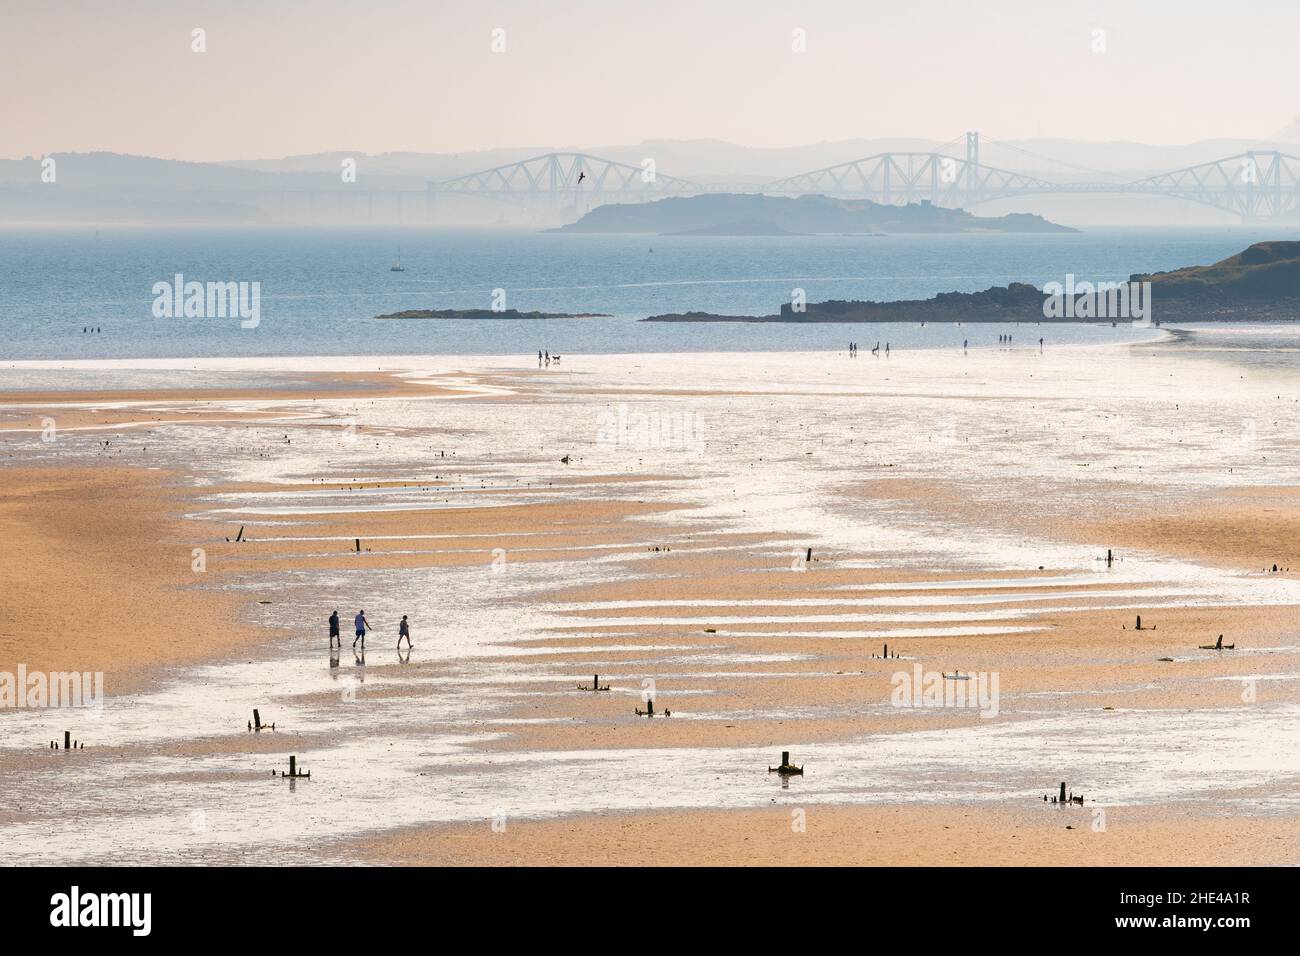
[3,0,1297,161]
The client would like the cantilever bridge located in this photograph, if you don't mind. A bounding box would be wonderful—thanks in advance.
[426,132,1300,221]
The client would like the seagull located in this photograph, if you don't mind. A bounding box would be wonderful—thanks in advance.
[577,171,586,184]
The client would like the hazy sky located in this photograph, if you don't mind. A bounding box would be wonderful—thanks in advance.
[3,0,1297,160]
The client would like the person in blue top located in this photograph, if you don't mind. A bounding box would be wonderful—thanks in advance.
[353,609,370,648]
[398,614,413,650]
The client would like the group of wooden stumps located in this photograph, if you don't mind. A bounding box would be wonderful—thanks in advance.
[1045,782,1085,806]
[1108,548,1238,652]
[246,708,310,779]
[50,705,309,781]
[1037,548,1244,805]
[582,671,676,717]
[578,672,797,774]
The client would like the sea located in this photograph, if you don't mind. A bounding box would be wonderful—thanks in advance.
[0,224,1294,361]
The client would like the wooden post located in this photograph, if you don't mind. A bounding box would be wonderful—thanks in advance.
[883,643,888,659]
[236,525,244,542]
[253,709,262,730]
[289,755,296,776]
[647,699,654,716]
[1216,635,1223,650]
[782,751,791,767]
[1107,548,1113,567]
[1136,615,1142,630]
[805,547,812,562]
[64,731,70,751]
[355,538,361,553]
[594,674,599,689]
[1059,781,1066,803]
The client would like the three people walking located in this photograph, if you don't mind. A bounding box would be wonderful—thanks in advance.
[333,608,413,653]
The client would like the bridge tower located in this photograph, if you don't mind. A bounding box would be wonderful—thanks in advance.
[965,131,980,204]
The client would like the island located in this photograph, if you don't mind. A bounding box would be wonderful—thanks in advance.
[643,242,1300,323]
[552,193,1076,236]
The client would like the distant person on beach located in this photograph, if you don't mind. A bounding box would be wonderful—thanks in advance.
[353,609,370,648]
[398,614,413,650]
[328,610,340,648]
[538,350,543,367]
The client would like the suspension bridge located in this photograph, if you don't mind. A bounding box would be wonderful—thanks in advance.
[425,132,1300,221]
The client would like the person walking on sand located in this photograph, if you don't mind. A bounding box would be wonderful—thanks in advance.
[398,614,413,650]
[353,609,371,648]
[328,609,341,648]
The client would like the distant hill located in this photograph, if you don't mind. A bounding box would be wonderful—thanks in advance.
[1134,241,1300,299]
[217,136,1300,182]
[645,242,1300,323]
[4,136,1297,225]
[555,194,1075,235]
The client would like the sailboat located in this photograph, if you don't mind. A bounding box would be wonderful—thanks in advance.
[390,247,405,272]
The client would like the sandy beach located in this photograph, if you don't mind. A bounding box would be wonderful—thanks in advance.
[3,337,1300,865]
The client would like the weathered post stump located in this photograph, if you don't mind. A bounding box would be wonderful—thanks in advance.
[769,751,804,776]
[274,755,311,779]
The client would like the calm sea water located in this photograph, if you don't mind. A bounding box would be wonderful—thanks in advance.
[0,224,1290,360]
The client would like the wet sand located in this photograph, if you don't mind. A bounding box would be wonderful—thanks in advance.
[3,341,1300,865]
[356,803,1300,867]
[0,467,239,692]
